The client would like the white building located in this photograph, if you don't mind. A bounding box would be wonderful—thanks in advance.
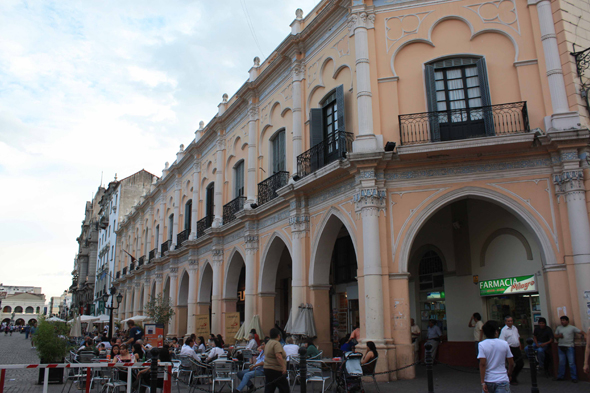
[0,284,42,297]
[1,292,45,326]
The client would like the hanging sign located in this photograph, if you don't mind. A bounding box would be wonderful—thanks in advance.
[479,275,537,296]
[195,314,210,337]
[224,312,240,345]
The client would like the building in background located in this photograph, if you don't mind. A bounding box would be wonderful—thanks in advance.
[93,170,158,315]
[0,284,42,296]
[49,290,72,319]
[1,287,46,326]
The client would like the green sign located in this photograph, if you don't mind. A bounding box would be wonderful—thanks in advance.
[479,275,537,296]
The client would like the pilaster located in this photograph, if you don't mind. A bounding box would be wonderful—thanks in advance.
[244,234,258,326]
[213,136,226,228]
[172,176,181,248]
[292,60,305,174]
[191,159,201,240]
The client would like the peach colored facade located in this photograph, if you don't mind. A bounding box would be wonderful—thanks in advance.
[112,0,590,380]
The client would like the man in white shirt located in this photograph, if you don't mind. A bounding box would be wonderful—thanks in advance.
[410,319,421,361]
[207,339,226,362]
[479,320,514,393]
[499,316,523,385]
[283,336,299,360]
[179,338,199,360]
[245,332,258,351]
[426,320,442,361]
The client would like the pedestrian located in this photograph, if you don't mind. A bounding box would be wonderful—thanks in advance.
[478,320,515,393]
[426,319,442,362]
[263,327,289,393]
[24,324,30,339]
[499,316,523,385]
[411,318,421,361]
[524,317,553,376]
[554,315,586,382]
[124,320,144,346]
[30,322,37,348]
[4,325,8,336]
[469,313,484,358]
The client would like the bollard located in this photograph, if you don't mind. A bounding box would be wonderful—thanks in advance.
[299,345,308,393]
[150,348,160,393]
[425,343,434,393]
[526,338,539,393]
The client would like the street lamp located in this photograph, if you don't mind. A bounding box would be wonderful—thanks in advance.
[102,286,123,341]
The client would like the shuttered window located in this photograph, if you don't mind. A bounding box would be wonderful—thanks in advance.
[310,84,345,147]
[271,129,286,173]
[234,161,245,197]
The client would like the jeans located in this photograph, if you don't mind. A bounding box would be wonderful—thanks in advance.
[263,369,289,393]
[426,339,439,361]
[483,381,511,393]
[237,368,264,391]
[524,343,548,369]
[557,346,577,380]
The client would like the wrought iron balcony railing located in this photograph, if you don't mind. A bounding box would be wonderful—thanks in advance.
[398,101,530,145]
[223,196,246,224]
[148,248,156,261]
[177,229,189,247]
[161,240,171,254]
[137,256,145,267]
[122,267,127,276]
[258,171,289,206]
[297,130,354,179]
[129,262,135,271]
[197,216,213,238]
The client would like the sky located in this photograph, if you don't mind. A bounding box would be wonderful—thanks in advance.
[0,0,319,302]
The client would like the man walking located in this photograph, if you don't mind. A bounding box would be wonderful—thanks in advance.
[263,328,289,393]
[554,316,585,382]
[499,316,523,385]
[479,320,514,393]
[426,319,442,362]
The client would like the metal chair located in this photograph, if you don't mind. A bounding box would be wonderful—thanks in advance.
[362,356,380,393]
[189,357,213,387]
[306,360,331,393]
[176,355,194,385]
[212,360,234,392]
[101,367,128,393]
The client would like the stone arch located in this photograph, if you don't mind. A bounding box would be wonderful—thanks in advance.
[25,306,34,314]
[310,207,359,286]
[258,232,292,293]
[199,261,214,304]
[223,247,246,299]
[471,29,518,62]
[408,244,449,277]
[178,269,189,306]
[480,228,533,267]
[399,186,558,273]
[3,306,11,313]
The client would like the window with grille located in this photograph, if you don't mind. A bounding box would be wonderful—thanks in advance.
[184,200,192,230]
[271,130,286,173]
[419,250,444,291]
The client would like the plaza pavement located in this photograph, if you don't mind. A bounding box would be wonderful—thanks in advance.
[1,333,588,392]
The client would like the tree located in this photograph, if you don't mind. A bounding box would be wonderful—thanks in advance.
[144,294,175,326]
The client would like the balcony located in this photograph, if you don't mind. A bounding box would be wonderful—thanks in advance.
[161,240,171,254]
[297,130,354,179]
[197,216,213,238]
[177,229,190,247]
[122,267,127,276]
[257,171,289,206]
[148,248,156,261]
[115,271,120,279]
[398,102,529,145]
[223,196,246,224]
[137,256,145,267]
[129,262,135,271]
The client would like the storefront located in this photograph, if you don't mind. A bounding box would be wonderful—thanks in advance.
[479,274,541,333]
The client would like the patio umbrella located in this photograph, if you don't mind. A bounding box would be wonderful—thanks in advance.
[248,315,264,340]
[122,315,152,329]
[67,315,99,324]
[69,315,82,337]
[284,307,294,334]
[304,304,317,338]
[95,314,119,324]
[46,316,65,322]
[290,304,317,337]
[289,304,307,335]
[234,321,248,341]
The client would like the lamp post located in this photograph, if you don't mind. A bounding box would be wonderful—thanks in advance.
[102,287,123,341]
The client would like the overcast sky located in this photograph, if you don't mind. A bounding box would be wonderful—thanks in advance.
[0,0,319,301]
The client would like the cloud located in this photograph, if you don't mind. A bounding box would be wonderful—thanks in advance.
[0,0,319,300]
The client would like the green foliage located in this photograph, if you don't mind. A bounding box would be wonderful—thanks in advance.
[34,316,72,362]
[144,294,175,326]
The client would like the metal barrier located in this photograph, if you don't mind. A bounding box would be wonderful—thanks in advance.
[0,361,173,393]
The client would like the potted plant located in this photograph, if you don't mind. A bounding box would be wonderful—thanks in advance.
[144,294,175,336]
[34,316,72,384]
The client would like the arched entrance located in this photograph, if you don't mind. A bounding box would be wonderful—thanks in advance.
[2,318,10,325]
[224,250,246,325]
[198,262,214,334]
[15,318,25,326]
[310,212,359,357]
[177,271,189,337]
[259,234,293,335]
[404,192,550,367]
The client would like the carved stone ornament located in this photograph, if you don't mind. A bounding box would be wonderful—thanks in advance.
[216,138,226,151]
[348,11,375,36]
[212,249,224,263]
[248,105,259,122]
[354,188,387,212]
[292,61,305,82]
[188,259,199,271]
[169,266,179,275]
[154,273,163,282]
[553,170,585,197]
[194,161,201,173]
[289,215,310,233]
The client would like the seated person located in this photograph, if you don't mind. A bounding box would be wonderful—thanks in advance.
[179,338,199,360]
[196,336,207,354]
[235,340,267,392]
[245,332,258,351]
[207,339,225,362]
[283,336,299,360]
[524,317,553,374]
[137,346,171,393]
[361,341,378,375]
[305,338,320,359]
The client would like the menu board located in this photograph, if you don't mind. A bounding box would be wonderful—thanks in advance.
[144,324,164,348]
[195,314,210,337]
[224,312,240,345]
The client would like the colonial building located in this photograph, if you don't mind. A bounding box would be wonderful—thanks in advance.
[1,292,45,326]
[70,187,105,315]
[93,170,158,316]
[112,0,590,380]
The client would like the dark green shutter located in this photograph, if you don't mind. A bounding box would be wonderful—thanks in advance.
[335,84,345,133]
[310,108,324,148]
[424,64,440,141]
[476,58,495,136]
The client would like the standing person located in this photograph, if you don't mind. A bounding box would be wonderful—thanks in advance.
[125,320,143,346]
[263,328,289,393]
[410,319,421,361]
[469,313,484,358]
[478,320,514,393]
[24,324,30,339]
[524,317,553,375]
[30,322,37,348]
[584,326,590,375]
[554,315,585,382]
[347,325,360,346]
[426,320,442,362]
[499,316,523,385]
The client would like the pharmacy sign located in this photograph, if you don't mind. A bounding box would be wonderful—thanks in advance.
[479,275,537,296]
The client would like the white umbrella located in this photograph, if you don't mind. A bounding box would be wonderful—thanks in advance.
[290,304,307,335]
[69,315,82,337]
[304,305,317,338]
[47,316,65,322]
[67,315,99,324]
[234,321,248,341]
[121,315,152,328]
[290,304,317,337]
[95,314,119,324]
[284,307,294,334]
[247,315,264,340]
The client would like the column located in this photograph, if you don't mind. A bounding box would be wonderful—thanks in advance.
[125,286,133,319]
[154,273,163,298]
[244,235,258,326]
[137,220,143,258]
[246,105,258,206]
[190,160,200,240]
[533,0,580,129]
[172,177,181,248]
[554,149,590,330]
[212,137,225,228]
[349,9,380,152]
[143,277,150,312]
[167,267,179,336]
[133,282,141,315]
[389,273,414,379]
[354,182,386,344]
[289,204,309,322]
[211,249,223,333]
[186,260,199,336]
[292,61,304,174]
[158,198,165,256]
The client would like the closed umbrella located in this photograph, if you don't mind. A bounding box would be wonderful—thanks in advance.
[304,305,317,338]
[290,304,307,335]
[249,315,264,340]
[234,321,248,341]
[284,308,294,334]
[69,315,82,337]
